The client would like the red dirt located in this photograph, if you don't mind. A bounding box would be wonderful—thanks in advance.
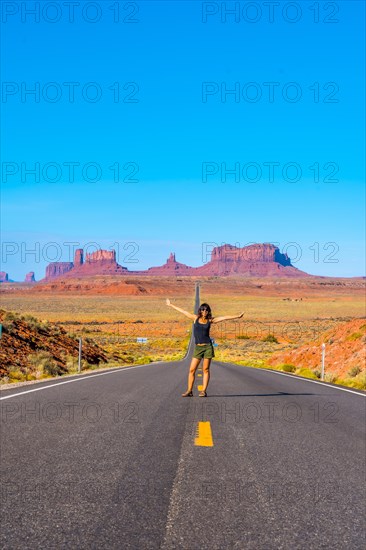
[0,309,108,377]
[267,318,366,378]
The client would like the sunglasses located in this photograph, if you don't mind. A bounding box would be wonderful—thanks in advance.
[200,307,209,311]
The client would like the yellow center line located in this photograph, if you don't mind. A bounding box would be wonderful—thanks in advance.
[197,373,202,377]
[197,384,203,391]
[194,421,213,447]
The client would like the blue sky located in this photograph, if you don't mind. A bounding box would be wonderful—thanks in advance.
[1,0,365,280]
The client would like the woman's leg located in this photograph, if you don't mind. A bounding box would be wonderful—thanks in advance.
[187,357,201,391]
[202,358,212,391]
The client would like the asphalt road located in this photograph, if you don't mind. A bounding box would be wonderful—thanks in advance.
[1,284,365,549]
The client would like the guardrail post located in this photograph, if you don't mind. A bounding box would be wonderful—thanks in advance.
[321,343,326,380]
[78,338,82,373]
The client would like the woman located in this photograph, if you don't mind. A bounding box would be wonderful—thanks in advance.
[166,299,244,397]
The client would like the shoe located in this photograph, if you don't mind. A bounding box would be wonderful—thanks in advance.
[198,390,207,397]
[181,390,193,397]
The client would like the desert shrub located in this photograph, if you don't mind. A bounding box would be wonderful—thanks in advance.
[87,361,102,370]
[21,314,44,332]
[3,311,18,321]
[7,366,26,381]
[2,311,19,330]
[313,369,322,379]
[80,359,93,371]
[27,351,62,376]
[102,360,121,368]
[237,335,250,339]
[348,365,362,377]
[353,371,366,390]
[296,368,319,380]
[346,332,363,341]
[262,334,279,343]
[324,372,337,383]
[236,359,268,368]
[59,353,79,372]
[280,363,296,373]
[340,375,366,390]
[2,320,17,334]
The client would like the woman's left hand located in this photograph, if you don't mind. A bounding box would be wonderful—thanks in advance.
[238,312,244,318]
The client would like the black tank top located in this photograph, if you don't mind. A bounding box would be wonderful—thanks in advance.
[193,317,212,344]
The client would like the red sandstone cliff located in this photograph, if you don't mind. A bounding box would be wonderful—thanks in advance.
[85,249,116,263]
[45,262,74,279]
[40,248,128,281]
[39,243,311,281]
[193,243,309,278]
[0,272,9,282]
[74,248,83,266]
[24,272,36,282]
[63,248,128,277]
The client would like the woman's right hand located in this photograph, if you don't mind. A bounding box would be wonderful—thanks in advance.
[166,298,171,306]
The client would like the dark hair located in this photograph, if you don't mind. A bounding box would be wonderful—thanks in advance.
[197,303,213,320]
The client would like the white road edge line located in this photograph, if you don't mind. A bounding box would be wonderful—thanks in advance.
[233,364,366,397]
[0,362,160,401]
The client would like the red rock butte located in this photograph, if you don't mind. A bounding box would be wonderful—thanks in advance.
[24,272,36,283]
[39,243,311,281]
[0,271,9,283]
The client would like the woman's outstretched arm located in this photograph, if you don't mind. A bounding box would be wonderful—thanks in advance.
[166,299,197,321]
[211,312,244,324]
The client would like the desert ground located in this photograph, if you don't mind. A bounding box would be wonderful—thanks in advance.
[0,275,365,388]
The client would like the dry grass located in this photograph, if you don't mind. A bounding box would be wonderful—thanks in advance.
[1,288,364,389]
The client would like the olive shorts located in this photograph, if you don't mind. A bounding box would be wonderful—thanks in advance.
[193,343,215,359]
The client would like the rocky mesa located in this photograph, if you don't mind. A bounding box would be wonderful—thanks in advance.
[44,249,129,280]
[38,242,310,282]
